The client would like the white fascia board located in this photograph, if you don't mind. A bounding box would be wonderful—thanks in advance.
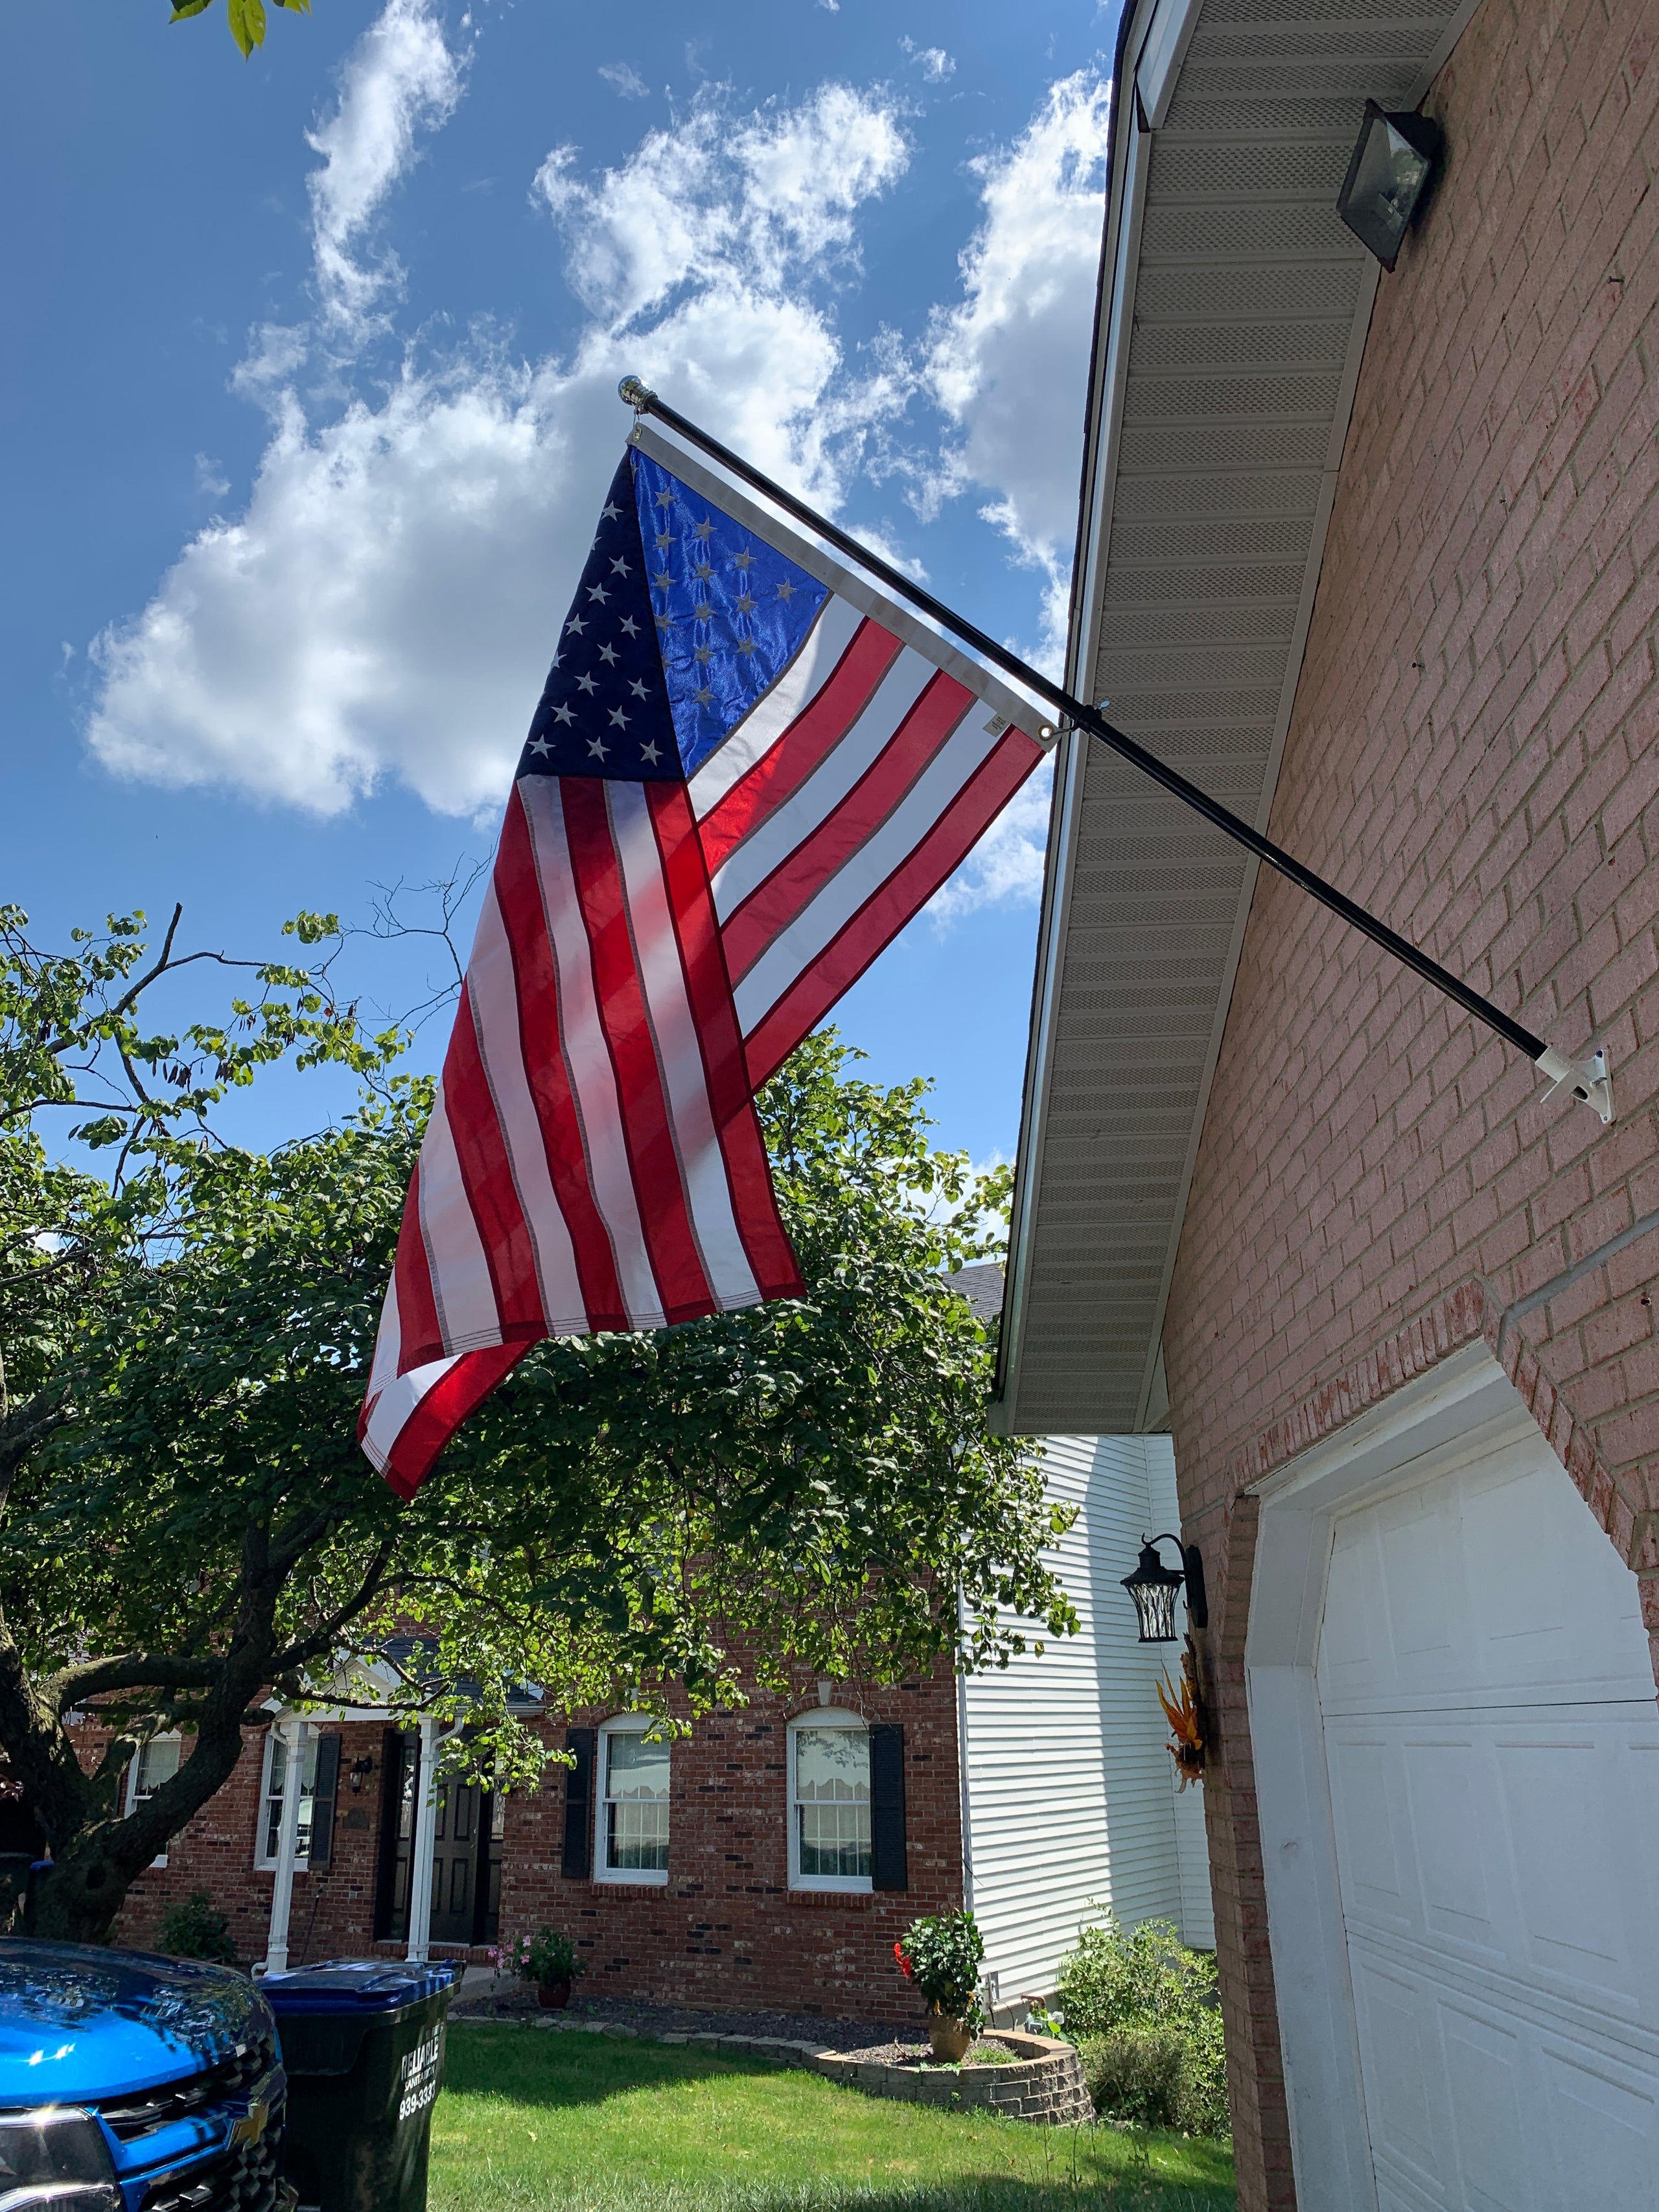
[1135,0,1204,130]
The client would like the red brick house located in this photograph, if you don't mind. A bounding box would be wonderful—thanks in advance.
[102,1372,1211,2020]
[998,1,1659,2207]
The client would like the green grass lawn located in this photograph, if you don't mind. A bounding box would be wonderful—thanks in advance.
[430,2021,1236,2212]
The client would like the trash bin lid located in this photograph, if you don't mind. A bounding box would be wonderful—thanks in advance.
[260,1960,456,2012]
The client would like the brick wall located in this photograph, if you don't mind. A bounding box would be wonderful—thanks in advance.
[1155,3,1659,2206]
[86,1669,962,2021]
[109,1719,389,1968]
[501,1671,964,2022]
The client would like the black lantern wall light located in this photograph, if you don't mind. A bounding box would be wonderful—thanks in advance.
[1336,99,1445,270]
[1123,1535,1210,1789]
[1121,1535,1207,1644]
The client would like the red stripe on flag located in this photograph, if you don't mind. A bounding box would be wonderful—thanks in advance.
[392,1166,447,1375]
[720,671,973,986]
[437,980,545,1342]
[494,787,629,1331]
[374,1344,529,1500]
[561,777,716,1323]
[695,620,903,876]
[647,782,803,1303]
[741,729,1045,1089]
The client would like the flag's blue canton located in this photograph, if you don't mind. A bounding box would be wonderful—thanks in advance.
[518,454,682,783]
[629,445,830,778]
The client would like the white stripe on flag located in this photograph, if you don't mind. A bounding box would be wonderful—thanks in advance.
[467,878,590,1337]
[414,1091,503,1353]
[605,784,761,1309]
[731,712,1005,1035]
[362,1353,460,1471]
[708,646,936,919]
[518,774,662,1323]
[688,595,867,819]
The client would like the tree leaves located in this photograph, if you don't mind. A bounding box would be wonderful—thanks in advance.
[0,911,1073,1938]
[168,0,310,58]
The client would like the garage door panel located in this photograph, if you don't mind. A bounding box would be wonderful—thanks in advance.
[1325,1729,1414,1932]
[1318,1445,1657,1714]
[1538,2043,1659,2212]
[1351,1958,1450,2204]
[1401,1739,1497,1944]
[1439,2005,1536,2212]
[1313,1421,1659,2208]
[1494,1735,1650,2010]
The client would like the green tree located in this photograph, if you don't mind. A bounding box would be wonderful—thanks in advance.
[168,0,312,62]
[0,905,1071,1944]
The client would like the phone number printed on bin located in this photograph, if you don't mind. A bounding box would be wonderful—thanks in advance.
[399,2028,443,2123]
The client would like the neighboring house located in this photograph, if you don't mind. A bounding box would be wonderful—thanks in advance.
[99,1276,1211,2013]
[999,3,1659,2209]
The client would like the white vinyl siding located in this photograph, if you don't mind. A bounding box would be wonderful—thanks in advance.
[962,1433,1212,2003]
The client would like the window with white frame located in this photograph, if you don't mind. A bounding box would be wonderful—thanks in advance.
[255,1728,319,1871]
[596,1718,669,1883]
[788,1710,871,1891]
[125,1734,182,1869]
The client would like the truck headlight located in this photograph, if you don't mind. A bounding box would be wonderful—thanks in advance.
[0,2108,119,2212]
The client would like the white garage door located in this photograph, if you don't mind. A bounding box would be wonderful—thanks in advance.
[1316,1429,1659,2211]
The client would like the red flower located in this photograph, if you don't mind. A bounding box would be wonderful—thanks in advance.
[894,1942,913,1979]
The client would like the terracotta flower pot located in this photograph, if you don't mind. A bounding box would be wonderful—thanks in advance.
[536,1977,572,2010]
[927,2014,973,2063]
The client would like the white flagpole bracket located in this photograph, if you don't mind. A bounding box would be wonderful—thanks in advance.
[1536,1045,1613,1124]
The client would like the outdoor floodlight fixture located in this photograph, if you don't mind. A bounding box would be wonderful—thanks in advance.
[1122,1535,1208,1644]
[1336,100,1445,269]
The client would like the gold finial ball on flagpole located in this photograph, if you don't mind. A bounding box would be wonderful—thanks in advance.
[618,376,655,412]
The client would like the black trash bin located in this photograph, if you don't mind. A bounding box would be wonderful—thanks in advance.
[261,1960,457,2212]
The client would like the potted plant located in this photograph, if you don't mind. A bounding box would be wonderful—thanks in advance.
[493,1927,586,2009]
[894,1907,986,2062]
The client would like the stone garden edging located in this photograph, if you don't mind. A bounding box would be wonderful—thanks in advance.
[529,2016,1094,2125]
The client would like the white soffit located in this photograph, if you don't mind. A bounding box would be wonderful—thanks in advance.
[997,0,1480,1439]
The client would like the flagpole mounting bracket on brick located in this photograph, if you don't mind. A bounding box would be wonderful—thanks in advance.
[618,377,1618,1128]
[1536,1047,1613,1125]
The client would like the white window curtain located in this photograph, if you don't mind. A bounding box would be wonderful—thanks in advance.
[126,1734,183,1869]
[596,1719,670,1883]
[788,1712,871,1891]
[256,1727,320,1870]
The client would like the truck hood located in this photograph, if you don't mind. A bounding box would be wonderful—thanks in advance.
[0,1940,272,2104]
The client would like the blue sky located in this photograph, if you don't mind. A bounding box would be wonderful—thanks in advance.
[3,0,1117,1166]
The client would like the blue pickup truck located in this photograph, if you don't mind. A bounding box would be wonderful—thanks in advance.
[0,1940,286,2212]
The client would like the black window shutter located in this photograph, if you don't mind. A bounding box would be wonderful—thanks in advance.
[306,1733,342,1870]
[562,1727,596,1880]
[869,1723,907,1891]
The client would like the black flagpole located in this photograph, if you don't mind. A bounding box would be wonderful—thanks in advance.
[618,377,1612,1123]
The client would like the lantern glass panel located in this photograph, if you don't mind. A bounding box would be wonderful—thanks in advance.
[1132,1579,1180,1644]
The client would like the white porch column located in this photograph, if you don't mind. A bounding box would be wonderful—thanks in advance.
[261,1718,308,1977]
[405,1716,441,1964]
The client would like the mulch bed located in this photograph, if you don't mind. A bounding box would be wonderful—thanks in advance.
[448,1982,1011,2066]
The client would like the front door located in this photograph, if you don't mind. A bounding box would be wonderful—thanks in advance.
[428,1778,481,1944]
[374,1732,502,1946]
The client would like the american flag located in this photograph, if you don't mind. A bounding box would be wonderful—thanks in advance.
[360,427,1050,1495]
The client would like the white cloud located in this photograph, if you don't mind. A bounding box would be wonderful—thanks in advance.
[928,756,1052,923]
[901,38,955,82]
[86,8,1093,946]
[87,46,911,819]
[598,61,650,100]
[922,71,1110,670]
[537,85,907,327]
[306,0,464,341]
